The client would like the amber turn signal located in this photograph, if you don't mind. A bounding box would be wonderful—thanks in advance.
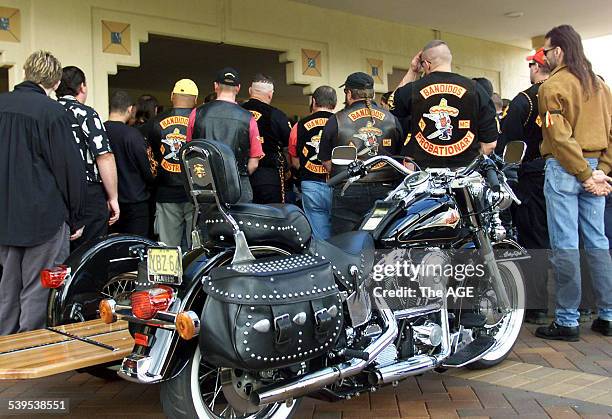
[99,299,117,324]
[176,311,200,340]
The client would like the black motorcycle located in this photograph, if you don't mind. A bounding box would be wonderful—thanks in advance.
[46,139,527,418]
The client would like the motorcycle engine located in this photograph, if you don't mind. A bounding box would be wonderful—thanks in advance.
[372,248,450,312]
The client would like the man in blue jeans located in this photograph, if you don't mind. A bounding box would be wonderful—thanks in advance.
[289,86,337,240]
[535,25,612,341]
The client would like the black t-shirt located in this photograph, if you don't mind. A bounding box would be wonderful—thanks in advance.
[104,121,155,204]
[144,107,192,203]
[391,72,498,168]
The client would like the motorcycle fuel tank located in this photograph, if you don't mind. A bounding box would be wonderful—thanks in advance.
[367,194,463,247]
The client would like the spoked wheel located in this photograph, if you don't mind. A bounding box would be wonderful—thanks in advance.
[101,272,138,303]
[161,346,301,419]
[79,272,138,380]
[468,260,525,369]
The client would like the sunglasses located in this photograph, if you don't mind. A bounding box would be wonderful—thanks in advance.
[542,46,556,56]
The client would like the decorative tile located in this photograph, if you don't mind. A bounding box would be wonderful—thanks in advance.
[367,58,383,84]
[302,49,321,77]
[0,7,20,42]
[102,20,130,55]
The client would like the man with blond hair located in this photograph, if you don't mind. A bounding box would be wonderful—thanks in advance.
[0,51,86,334]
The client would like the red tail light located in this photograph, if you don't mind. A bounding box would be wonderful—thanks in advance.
[131,286,174,320]
[134,333,150,347]
[40,265,70,288]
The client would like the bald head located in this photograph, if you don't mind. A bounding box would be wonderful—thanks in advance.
[421,40,452,72]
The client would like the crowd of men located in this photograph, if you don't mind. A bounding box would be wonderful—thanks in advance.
[0,24,610,342]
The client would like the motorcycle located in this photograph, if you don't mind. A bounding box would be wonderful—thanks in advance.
[44,139,527,418]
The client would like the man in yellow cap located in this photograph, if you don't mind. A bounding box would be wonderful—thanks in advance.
[143,78,199,249]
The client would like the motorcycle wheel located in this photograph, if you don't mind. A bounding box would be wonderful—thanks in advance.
[78,272,137,380]
[160,346,302,419]
[467,260,525,369]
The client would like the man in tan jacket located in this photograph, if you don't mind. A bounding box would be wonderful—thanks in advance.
[535,25,612,341]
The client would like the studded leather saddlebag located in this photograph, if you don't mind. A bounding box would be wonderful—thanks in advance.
[200,254,343,370]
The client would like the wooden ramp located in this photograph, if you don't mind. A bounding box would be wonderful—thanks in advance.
[0,320,133,379]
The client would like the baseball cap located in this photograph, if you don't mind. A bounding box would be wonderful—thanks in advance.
[172,79,198,96]
[526,48,546,66]
[215,67,240,86]
[340,72,374,89]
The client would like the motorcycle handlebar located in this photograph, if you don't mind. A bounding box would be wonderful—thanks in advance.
[327,170,351,187]
[485,167,501,192]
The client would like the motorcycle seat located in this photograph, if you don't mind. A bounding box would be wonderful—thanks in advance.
[204,203,312,252]
[309,231,375,293]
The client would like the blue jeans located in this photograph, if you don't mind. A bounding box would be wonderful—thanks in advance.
[301,180,332,240]
[544,158,612,327]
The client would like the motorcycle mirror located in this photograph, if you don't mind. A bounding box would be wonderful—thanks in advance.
[331,146,358,166]
[503,141,527,165]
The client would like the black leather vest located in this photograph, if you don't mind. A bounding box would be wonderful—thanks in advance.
[191,100,251,175]
[242,98,284,168]
[518,83,544,164]
[296,110,332,182]
[334,101,401,182]
[408,73,480,168]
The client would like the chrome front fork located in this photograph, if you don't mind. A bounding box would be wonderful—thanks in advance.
[476,230,511,312]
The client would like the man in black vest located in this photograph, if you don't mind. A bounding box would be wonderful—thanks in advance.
[319,72,403,235]
[289,85,337,240]
[391,40,498,169]
[242,74,292,204]
[187,67,263,202]
[144,79,198,248]
[500,48,551,324]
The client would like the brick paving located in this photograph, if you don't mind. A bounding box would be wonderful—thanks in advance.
[0,324,611,418]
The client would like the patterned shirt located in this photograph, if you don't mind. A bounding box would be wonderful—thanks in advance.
[58,95,112,183]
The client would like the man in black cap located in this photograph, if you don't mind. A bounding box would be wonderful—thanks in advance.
[187,67,264,202]
[319,72,403,234]
[390,40,498,169]
[242,74,292,204]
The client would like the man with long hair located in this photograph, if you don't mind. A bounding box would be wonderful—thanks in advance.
[535,25,612,340]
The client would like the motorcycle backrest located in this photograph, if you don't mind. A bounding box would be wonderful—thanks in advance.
[503,141,527,165]
[180,139,242,205]
[331,145,357,166]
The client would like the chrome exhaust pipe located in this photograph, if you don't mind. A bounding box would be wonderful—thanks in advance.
[368,355,435,385]
[369,306,452,385]
[252,306,397,406]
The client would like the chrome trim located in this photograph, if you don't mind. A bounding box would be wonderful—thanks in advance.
[370,303,451,385]
[118,354,163,383]
[252,303,397,406]
[393,303,441,320]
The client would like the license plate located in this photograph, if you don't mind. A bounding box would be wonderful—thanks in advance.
[147,247,182,285]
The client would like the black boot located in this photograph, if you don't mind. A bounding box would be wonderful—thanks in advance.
[535,322,579,342]
[591,318,612,336]
[525,310,547,325]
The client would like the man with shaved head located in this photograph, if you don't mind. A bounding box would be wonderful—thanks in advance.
[242,74,292,204]
[390,40,498,169]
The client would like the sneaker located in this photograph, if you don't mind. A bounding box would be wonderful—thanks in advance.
[525,310,548,325]
[591,318,612,336]
[535,322,580,342]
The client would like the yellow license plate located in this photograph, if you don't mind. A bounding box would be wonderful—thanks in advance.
[147,247,182,284]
